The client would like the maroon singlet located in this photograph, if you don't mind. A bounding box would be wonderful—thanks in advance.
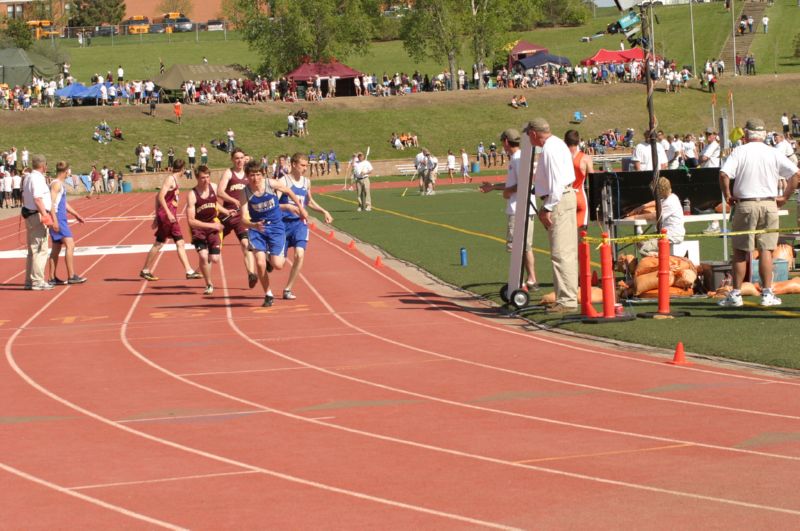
[223,169,248,210]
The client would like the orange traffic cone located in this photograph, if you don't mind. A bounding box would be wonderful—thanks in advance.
[667,342,691,366]
[591,270,599,287]
[348,240,356,250]
[374,255,383,268]
[327,230,335,240]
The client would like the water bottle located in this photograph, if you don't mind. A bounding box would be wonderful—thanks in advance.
[682,198,691,215]
[460,247,468,267]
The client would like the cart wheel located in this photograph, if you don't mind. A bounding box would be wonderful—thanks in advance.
[500,284,510,303]
[510,289,529,309]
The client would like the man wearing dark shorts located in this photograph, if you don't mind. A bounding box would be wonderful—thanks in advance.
[139,159,201,281]
[217,148,257,287]
[188,165,227,295]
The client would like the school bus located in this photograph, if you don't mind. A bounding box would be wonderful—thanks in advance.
[121,15,150,34]
[26,20,61,39]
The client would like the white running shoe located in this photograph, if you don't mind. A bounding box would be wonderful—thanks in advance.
[760,292,782,306]
[703,221,721,234]
[718,292,743,307]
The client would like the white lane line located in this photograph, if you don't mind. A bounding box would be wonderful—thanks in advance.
[0,243,195,260]
[119,409,270,423]
[70,470,259,491]
[0,462,187,530]
[315,233,800,396]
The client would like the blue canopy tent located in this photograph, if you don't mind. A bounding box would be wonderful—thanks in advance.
[84,82,129,99]
[55,82,89,98]
[514,53,572,71]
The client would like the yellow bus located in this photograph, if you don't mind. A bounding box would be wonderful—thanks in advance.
[122,15,150,34]
[27,20,61,39]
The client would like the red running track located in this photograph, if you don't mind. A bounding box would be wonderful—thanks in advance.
[2,193,800,529]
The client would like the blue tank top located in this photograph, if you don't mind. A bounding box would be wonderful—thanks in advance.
[279,176,308,222]
[246,182,282,225]
[55,184,67,223]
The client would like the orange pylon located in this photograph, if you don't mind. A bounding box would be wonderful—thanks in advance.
[667,342,692,366]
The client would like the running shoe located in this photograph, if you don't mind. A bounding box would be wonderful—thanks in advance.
[283,289,296,300]
[31,283,54,291]
[186,271,203,280]
[248,272,258,289]
[525,281,540,292]
[139,270,159,281]
[262,294,274,307]
[365,206,372,211]
[760,292,782,307]
[204,284,214,295]
[717,292,743,307]
[49,277,67,286]
[67,275,87,284]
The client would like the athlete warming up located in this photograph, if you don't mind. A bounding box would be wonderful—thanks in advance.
[240,160,307,307]
[279,152,333,300]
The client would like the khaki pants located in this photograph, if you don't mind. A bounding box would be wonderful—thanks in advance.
[25,214,49,288]
[548,190,578,307]
[355,177,371,210]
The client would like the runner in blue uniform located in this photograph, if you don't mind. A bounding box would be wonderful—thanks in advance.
[48,161,86,285]
[240,160,307,307]
[279,153,333,300]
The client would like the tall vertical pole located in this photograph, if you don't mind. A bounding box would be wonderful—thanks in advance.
[732,0,737,76]
[641,4,662,231]
[689,0,697,77]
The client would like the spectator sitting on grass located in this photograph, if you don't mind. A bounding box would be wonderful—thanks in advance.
[390,132,404,150]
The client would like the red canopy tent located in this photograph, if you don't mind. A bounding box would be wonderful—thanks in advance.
[286,61,363,97]
[507,40,549,68]
[581,48,647,66]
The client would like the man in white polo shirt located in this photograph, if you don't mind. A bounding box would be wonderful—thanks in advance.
[699,129,721,168]
[526,117,578,313]
[631,130,668,171]
[718,118,800,308]
[22,154,53,291]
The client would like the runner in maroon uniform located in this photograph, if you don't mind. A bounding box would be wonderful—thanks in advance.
[139,159,201,281]
[187,165,228,295]
[217,148,257,287]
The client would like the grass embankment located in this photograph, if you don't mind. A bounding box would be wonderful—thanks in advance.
[317,184,800,369]
[11,74,800,174]
[748,0,800,74]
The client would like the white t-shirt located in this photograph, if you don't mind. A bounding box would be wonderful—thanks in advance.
[426,156,438,172]
[661,193,685,243]
[353,160,373,179]
[668,140,683,162]
[461,152,469,168]
[505,149,535,216]
[415,152,426,171]
[682,140,697,159]
[776,139,795,159]
[534,136,575,212]
[447,154,456,170]
[2,174,10,192]
[12,174,21,190]
[187,146,196,158]
[780,115,789,127]
[22,170,51,211]
[631,142,668,171]
[700,140,720,168]
[720,141,800,198]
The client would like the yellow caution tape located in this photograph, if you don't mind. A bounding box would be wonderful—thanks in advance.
[584,227,800,245]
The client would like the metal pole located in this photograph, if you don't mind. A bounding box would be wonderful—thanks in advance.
[641,4,662,232]
[689,0,697,77]
[732,0,737,76]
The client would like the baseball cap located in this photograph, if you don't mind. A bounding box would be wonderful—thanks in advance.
[500,128,520,143]
[522,118,550,133]
[745,118,765,131]
[705,128,716,135]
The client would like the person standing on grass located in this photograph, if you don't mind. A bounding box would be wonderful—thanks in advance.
[173,100,182,125]
[48,161,86,285]
[479,128,538,291]
[187,165,228,296]
[139,159,202,282]
[279,152,333,300]
[353,152,373,212]
[200,143,208,166]
[217,148,258,288]
[460,148,471,183]
[22,154,53,291]
[718,118,800,308]
[526,118,578,313]
[446,150,456,184]
[241,160,307,307]
[186,144,196,172]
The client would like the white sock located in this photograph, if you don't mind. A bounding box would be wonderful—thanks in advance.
[266,290,273,297]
